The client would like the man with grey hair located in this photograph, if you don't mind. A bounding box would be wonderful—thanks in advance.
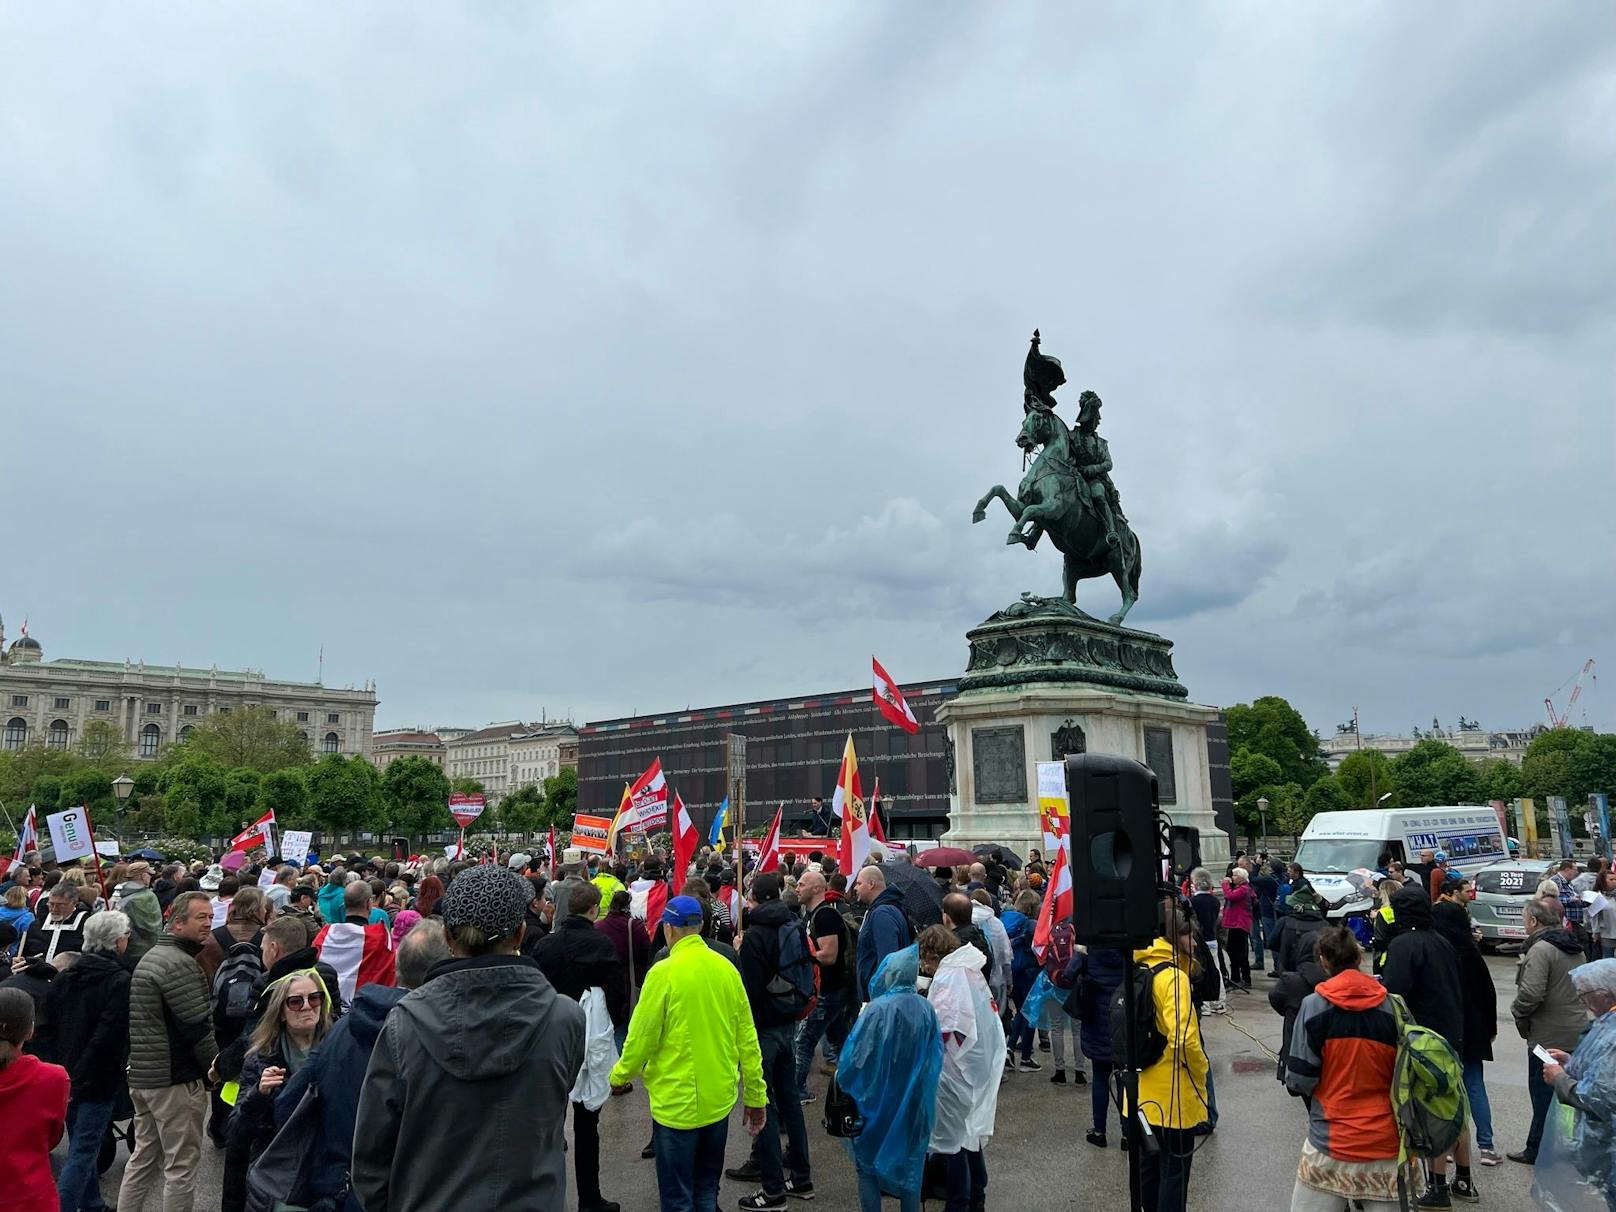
[1509,895,1587,1165]
[48,909,133,1212]
[276,920,451,1212]
[264,864,299,913]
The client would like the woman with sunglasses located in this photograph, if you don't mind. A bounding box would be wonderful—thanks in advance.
[223,971,334,1212]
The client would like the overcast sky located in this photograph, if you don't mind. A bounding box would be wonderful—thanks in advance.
[3,4,1611,741]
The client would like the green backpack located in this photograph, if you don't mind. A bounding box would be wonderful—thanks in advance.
[1387,994,1470,1158]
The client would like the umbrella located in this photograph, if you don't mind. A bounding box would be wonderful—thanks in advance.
[972,844,1023,870]
[914,847,976,869]
[127,848,165,862]
[219,851,247,872]
[881,861,945,928]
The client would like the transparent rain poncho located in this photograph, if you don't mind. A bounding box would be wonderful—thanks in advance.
[1533,1008,1616,1212]
[837,945,942,1194]
[927,940,1006,1154]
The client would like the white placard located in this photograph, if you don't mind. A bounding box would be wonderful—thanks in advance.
[47,807,97,863]
[280,830,313,866]
[257,867,277,890]
[95,840,121,858]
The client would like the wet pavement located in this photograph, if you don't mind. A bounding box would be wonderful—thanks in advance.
[94,954,1547,1210]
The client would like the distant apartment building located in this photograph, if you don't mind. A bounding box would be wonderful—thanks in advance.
[508,724,579,790]
[444,721,532,803]
[369,729,447,771]
[1321,720,1541,770]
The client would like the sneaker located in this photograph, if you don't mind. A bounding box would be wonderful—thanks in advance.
[798,1092,817,1106]
[1085,1130,1107,1149]
[1017,1058,1043,1072]
[725,1163,762,1183]
[1050,1071,1067,1085]
[1506,1150,1537,1166]
[1416,1182,1452,1209]
[1478,1148,1502,1167]
[1038,1038,1051,1052]
[1450,1177,1479,1204]
[738,1193,788,1211]
[783,1178,815,1201]
[1072,1071,1089,1087]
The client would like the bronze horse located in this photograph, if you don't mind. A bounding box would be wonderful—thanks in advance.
[972,405,1141,625]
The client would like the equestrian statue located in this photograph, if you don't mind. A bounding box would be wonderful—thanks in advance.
[972,330,1142,625]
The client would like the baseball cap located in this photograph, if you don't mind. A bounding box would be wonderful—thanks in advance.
[507,853,533,871]
[661,895,703,928]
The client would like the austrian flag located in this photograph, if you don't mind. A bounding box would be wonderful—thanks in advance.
[872,657,919,734]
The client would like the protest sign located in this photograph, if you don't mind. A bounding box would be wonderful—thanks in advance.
[572,814,614,852]
[281,830,313,866]
[47,806,97,864]
[449,793,486,829]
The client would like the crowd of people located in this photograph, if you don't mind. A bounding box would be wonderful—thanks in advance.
[0,838,1613,1212]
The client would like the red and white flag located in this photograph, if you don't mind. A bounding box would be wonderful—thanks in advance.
[671,791,698,888]
[227,809,276,855]
[626,757,669,833]
[757,804,784,873]
[1,805,37,880]
[547,825,559,878]
[1032,846,1073,960]
[834,735,871,873]
[872,656,919,734]
[868,778,887,845]
[313,920,396,1006]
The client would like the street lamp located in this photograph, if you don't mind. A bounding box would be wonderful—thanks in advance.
[112,773,135,813]
[1257,795,1270,847]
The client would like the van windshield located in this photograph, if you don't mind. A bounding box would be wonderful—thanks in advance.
[1294,839,1386,874]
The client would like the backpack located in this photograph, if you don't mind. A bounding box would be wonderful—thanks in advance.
[212,938,265,1039]
[835,902,862,983]
[1388,993,1469,1158]
[764,918,820,1021]
[1108,960,1175,1069]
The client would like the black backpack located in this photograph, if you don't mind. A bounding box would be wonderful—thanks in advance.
[212,937,265,1039]
[1108,960,1175,1069]
[764,918,820,1021]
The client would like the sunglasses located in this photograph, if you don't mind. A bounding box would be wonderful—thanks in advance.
[285,991,324,1011]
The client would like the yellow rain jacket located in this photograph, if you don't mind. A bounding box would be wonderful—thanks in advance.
[1130,937,1211,1130]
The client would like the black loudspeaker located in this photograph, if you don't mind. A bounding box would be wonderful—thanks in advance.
[1066,753,1164,949]
[1168,826,1202,880]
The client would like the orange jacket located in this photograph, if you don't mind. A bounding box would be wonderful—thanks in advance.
[1283,967,1400,1161]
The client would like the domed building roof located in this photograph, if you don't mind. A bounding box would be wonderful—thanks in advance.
[10,634,40,651]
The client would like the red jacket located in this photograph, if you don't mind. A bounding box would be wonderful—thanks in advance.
[0,1052,69,1211]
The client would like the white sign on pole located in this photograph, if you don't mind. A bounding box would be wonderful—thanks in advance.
[257,867,277,890]
[47,807,97,863]
[280,830,314,866]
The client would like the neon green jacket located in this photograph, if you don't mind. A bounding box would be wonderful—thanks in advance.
[609,934,766,1129]
[592,873,626,904]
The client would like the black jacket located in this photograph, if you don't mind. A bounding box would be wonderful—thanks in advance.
[530,916,627,1027]
[1381,888,1463,1049]
[1432,899,1496,1062]
[739,898,807,1029]
[1,959,59,1061]
[1270,908,1327,974]
[23,904,89,963]
[952,921,996,991]
[1268,959,1326,1082]
[46,950,132,1101]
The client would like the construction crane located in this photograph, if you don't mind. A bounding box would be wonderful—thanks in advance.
[1544,658,1596,728]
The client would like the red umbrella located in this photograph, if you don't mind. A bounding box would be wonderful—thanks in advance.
[914,846,976,868]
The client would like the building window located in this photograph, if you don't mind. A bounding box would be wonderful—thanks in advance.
[180,725,195,740]
[9,695,25,708]
[95,699,110,712]
[218,706,230,714]
[139,723,161,757]
[327,713,339,724]
[3,718,26,749]
[46,720,70,749]
[53,697,71,710]
[145,702,162,715]
[297,711,309,722]
[323,732,341,754]
[183,704,198,716]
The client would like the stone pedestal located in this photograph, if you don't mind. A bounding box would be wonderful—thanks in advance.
[938,600,1227,865]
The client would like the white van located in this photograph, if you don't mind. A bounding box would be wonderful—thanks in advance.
[1294,806,1507,915]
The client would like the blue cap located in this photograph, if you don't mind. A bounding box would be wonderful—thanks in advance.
[1434,850,1448,863]
[662,895,703,927]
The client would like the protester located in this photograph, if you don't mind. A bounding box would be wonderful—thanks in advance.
[0,985,69,1212]
[611,895,767,1212]
[118,889,220,1212]
[1271,885,1328,975]
[1432,877,1500,1167]
[794,869,851,1104]
[21,882,89,964]
[532,880,627,1212]
[853,864,912,1000]
[276,920,449,1212]
[1269,934,1327,1086]
[1222,867,1255,991]
[1252,860,1281,973]
[968,891,1013,1011]
[1039,910,1085,1086]
[596,888,651,1045]
[838,944,941,1212]
[47,909,133,1212]
[1508,896,1587,1166]
[0,885,33,961]
[1065,944,1126,1146]
[1283,926,1403,1211]
[1592,867,1616,961]
[1001,889,1043,1071]
[1534,958,1616,1209]
[1549,857,1591,959]
[353,864,585,1212]
[1133,898,1211,1212]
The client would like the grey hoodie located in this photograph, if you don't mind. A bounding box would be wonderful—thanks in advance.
[351,954,585,1212]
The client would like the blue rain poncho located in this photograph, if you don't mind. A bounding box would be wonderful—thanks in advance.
[1018,970,1067,1029]
[1533,1005,1616,1212]
[838,945,942,1194]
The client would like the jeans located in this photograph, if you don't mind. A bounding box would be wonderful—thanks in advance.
[940,1147,987,1212]
[1259,914,1277,970]
[613,1023,628,1054]
[756,1024,811,1195]
[794,986,850,1098]
[1049,1006,1084,1076]
[1289,1177,1399,1210]
[1008,968,1037,1061]
[1525,1050,1554,1158]
[58,1097,115,1212]
[1226,929,1251,987]
[1140,1125,1195,1211]
[1461,1059,1494,1150]
[652,1118,728,1212]
[117,1081,208,1212]
[1090,1059,1114,1134]
[857,1159,920,1212]
[573,1102,604,1205]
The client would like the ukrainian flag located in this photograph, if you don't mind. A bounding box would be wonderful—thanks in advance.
[708,796,730,850]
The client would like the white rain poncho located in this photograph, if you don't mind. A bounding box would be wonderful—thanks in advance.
[972,902,1013,1005]
[927,940,1005,1154]
[566,988,619,1111]
[1533,964,1616,1212]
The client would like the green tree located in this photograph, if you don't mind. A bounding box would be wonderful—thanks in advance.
[382,756,454,841]
[0,745,78,810]
[31,774,66,813]
[1231,749,1284,841]
[1226,696,1328,788]
[1266,782,1310,842]
[542,767,577,826]
[223,768,263,833]
[74,720,132,769]
[164,797,204,839]
[1392,738,1485,807]
[306,755,386,836]
[58,768,115,819]
[177,705,312,773]
[1479,758,1522,804]
[498,784,546,837]
[450,777,486,798]
[1336,749,1398,809]
[258,768,311,829]
[125,793,166,834]
[1301,776,1351,821]
[161,755,232,837]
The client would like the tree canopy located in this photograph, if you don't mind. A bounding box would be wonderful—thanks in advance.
[382,756,454,841]
[175,705,312,772]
